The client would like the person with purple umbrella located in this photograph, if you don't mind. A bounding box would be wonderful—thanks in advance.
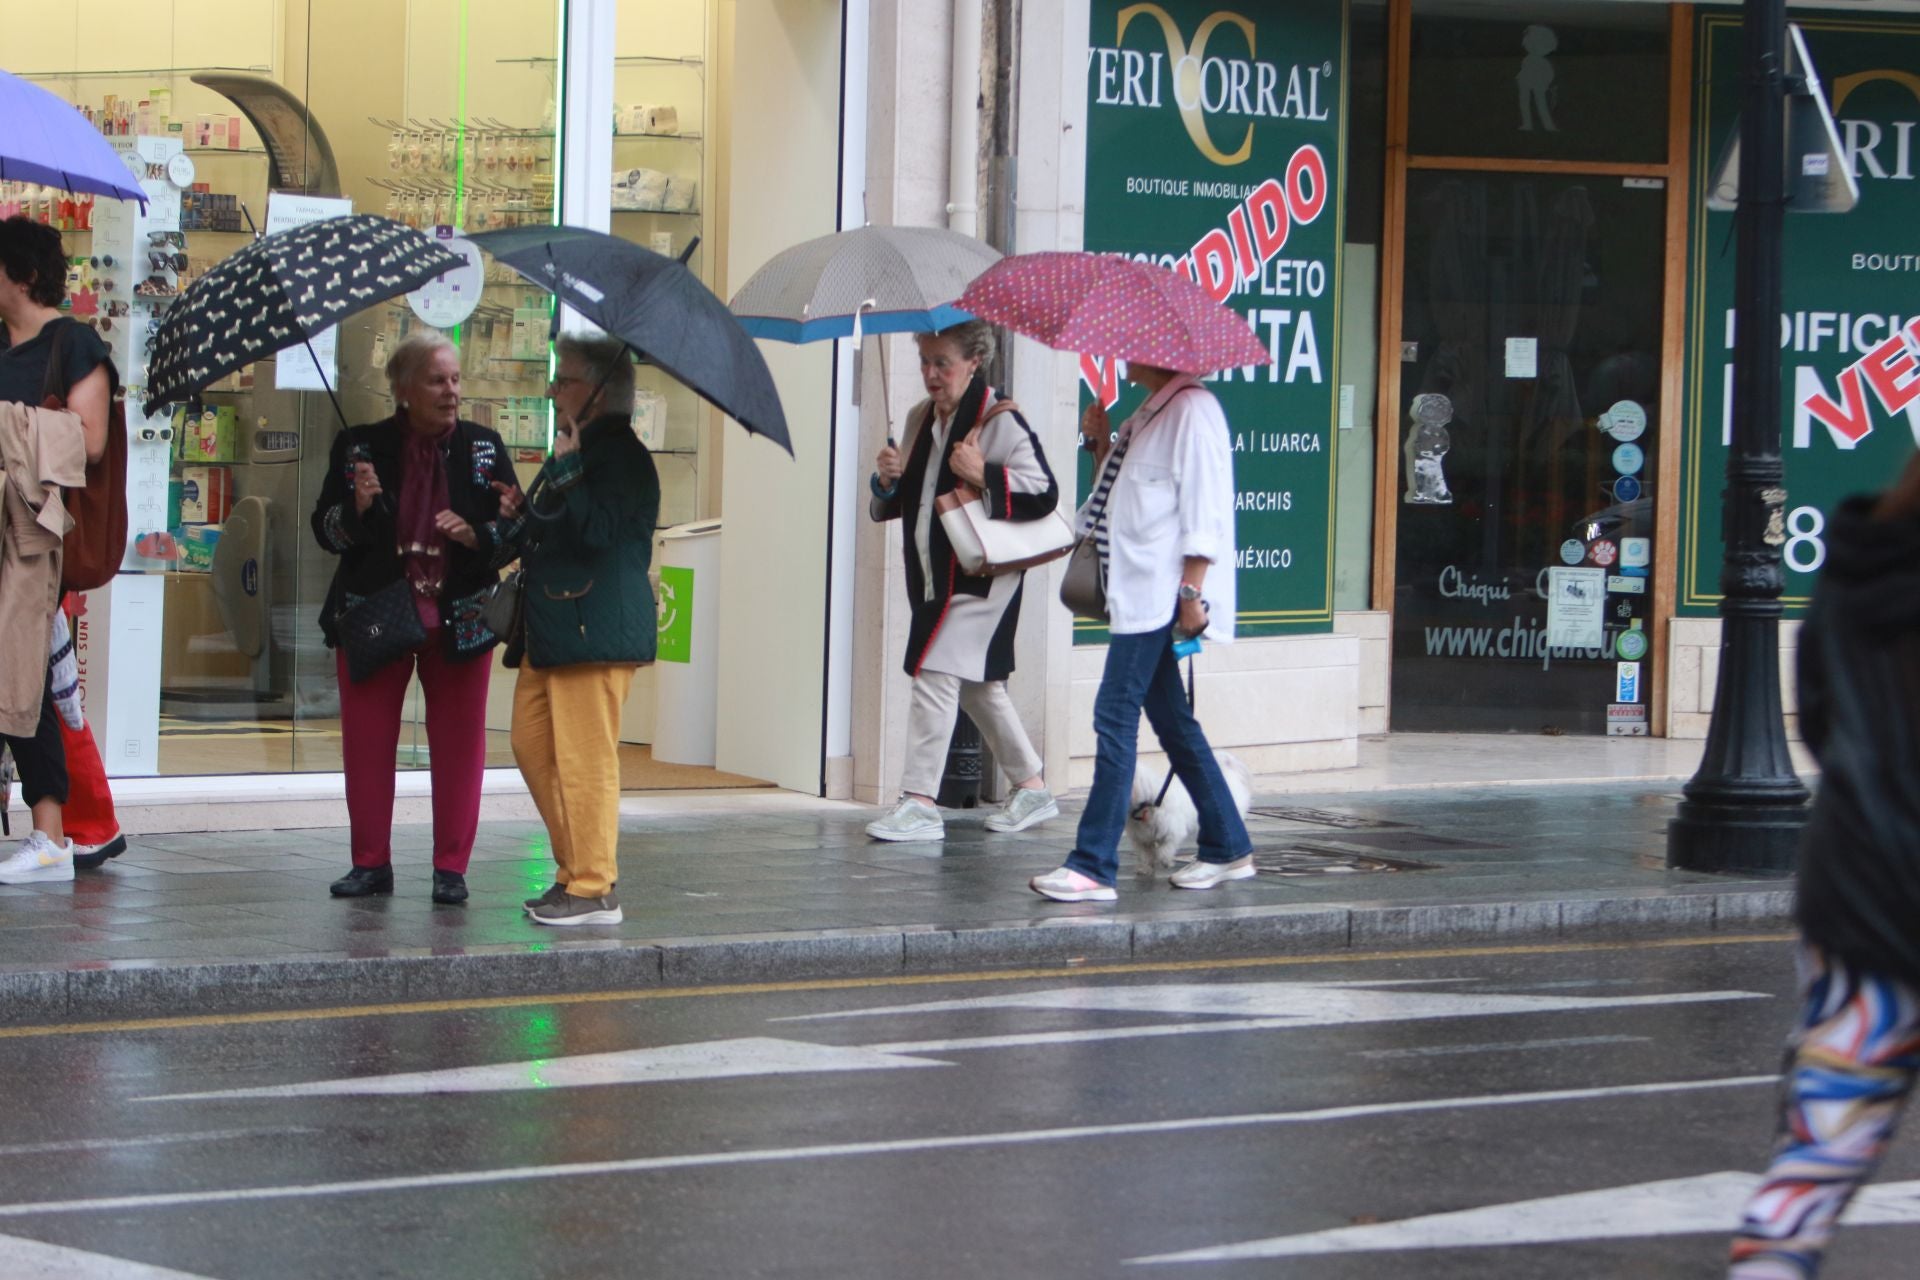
[0,216,114,885]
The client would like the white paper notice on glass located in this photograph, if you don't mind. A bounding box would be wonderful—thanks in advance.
[1338,384,1355,431]
[265,192,353,392]
[1505,337,1539,380]
[1546,567,1606,651]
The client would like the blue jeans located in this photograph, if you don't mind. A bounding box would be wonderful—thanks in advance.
[1065,619,1252,887]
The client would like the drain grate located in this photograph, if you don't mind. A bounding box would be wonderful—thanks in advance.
[1249,806,1407,831]
[1252,843,1435,876]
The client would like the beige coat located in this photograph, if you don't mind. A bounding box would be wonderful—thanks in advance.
[0,401,85,737]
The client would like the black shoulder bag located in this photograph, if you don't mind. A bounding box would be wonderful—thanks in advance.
[482,471,554,667]
[332,453,426,683]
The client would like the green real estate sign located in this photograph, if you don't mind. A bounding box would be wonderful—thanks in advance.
[1684,11,1920,615]
[1081,0,1347,639]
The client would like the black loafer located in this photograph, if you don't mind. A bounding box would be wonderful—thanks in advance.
[329,865,394,898]
[431,870,468,905]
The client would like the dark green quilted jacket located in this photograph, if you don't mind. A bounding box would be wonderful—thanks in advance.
[518,413,660,669]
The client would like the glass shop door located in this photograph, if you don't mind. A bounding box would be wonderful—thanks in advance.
[1389,170,1666,734]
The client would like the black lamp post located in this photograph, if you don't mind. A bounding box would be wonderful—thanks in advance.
[1667,0,1811,874]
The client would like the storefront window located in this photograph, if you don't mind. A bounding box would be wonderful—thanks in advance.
[1407,1,1669,165]
[611,3,714,530]
[5,0,560,776]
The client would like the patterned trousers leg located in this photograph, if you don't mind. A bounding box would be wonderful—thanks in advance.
[1730,944,1920,1279]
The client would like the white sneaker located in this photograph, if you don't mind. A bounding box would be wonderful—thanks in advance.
[866,797,945,842]
[0,832,75,884]
[985,787,1059,834]
[1169,855,1256,890]
[1029,865,1118,902]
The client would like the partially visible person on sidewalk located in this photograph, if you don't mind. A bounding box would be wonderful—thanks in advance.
[311,331,517,907]
[1030,364,1251,904]
[0,216,107,884]
[866,322,1059,843]
[55,594,126,870]
[1729,453,1920,1280]
[500,334,658,927]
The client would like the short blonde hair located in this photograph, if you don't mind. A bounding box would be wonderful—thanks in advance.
[385,330,458,400]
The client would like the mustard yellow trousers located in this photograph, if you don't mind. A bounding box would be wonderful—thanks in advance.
[510,662,635,898]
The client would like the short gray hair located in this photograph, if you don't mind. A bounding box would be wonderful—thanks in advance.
[556,333,636,415]
[385,330,458,399]
[919,319,996,367]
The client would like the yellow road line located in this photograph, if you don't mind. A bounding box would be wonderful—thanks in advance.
[0,932,1794,1042]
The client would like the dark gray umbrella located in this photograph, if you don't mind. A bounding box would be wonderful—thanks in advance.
[469,225,790,455]
[143,214,463,414]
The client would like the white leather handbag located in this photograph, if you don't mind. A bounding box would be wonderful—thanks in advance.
[934,399,1075,576]
[938,487,1076,576]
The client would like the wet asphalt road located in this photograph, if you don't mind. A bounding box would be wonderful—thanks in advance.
[0,934,1907,1279]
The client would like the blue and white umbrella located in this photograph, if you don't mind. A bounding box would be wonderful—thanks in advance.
[730,225,1000,439]
[729,225,997,342]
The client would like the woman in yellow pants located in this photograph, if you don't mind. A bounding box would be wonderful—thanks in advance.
[496,333,659,926]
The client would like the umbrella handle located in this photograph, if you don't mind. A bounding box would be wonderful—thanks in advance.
[874,327,895,446]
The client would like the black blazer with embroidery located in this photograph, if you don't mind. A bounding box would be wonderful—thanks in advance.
[309,415,517,655]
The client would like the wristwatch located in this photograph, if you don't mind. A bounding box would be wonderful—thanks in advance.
[1178,582,1203,602]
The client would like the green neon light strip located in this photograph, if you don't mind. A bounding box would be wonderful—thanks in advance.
[542,0,569,449]
[450,0,469,347]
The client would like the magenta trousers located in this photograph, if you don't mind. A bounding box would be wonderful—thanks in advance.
[335,635,491,873]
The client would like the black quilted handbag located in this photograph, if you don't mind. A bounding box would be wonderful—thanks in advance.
[335,579,427,683]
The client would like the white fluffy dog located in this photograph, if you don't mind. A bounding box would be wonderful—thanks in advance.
[1125,751,1253,874]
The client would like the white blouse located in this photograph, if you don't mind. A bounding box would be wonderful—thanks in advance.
[1076,375,1238,640]
[913,408,954,601]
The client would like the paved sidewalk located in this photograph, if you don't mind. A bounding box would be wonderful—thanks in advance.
[0,775,1798,1024]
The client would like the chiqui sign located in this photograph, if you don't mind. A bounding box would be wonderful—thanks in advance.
[1683,12,1920,614]
[1081,0,1347,639]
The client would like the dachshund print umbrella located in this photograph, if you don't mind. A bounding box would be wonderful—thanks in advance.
[143,214,464,415]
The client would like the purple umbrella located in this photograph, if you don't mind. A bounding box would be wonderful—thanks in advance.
[0,68,146,205]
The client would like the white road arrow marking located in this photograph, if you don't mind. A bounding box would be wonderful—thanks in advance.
[775,981,1770,1026]
[1127,1172,1920,1265]
[0,1231,215,1277]
[141,1038,947,1101]
[139,983,1767,1101]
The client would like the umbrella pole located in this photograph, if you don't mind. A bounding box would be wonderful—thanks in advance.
[876,332,895,446]
[303,334,352,429]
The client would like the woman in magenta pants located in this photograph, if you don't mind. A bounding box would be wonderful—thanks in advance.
[310,332,519,905]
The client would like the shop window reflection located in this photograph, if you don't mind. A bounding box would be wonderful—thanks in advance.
[1408,1,1668,165]
[5,0,559,777]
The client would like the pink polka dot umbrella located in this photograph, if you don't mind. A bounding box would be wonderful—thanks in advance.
[956,251,1270,375]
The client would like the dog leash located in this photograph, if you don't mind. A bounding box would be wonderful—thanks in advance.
[1131,654,1197,822]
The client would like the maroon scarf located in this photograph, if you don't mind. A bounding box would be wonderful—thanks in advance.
[396,420,454,597]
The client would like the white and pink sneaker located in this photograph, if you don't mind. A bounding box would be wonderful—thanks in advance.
[1029,865,1117,902]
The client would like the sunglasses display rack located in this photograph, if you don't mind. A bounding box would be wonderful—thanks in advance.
[85,135,188,579]
[65,134,188,777]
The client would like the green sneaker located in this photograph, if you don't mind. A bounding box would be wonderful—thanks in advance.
[865,797,945,842]
[985,787,1059,834]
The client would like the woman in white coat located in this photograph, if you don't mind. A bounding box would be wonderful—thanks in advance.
[866,321,1059,841]
[1029,362,1253,902]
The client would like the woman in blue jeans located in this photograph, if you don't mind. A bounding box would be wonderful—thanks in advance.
[1030,363,1252,902]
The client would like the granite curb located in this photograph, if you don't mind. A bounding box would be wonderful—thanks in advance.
[0,884,1796,1027]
